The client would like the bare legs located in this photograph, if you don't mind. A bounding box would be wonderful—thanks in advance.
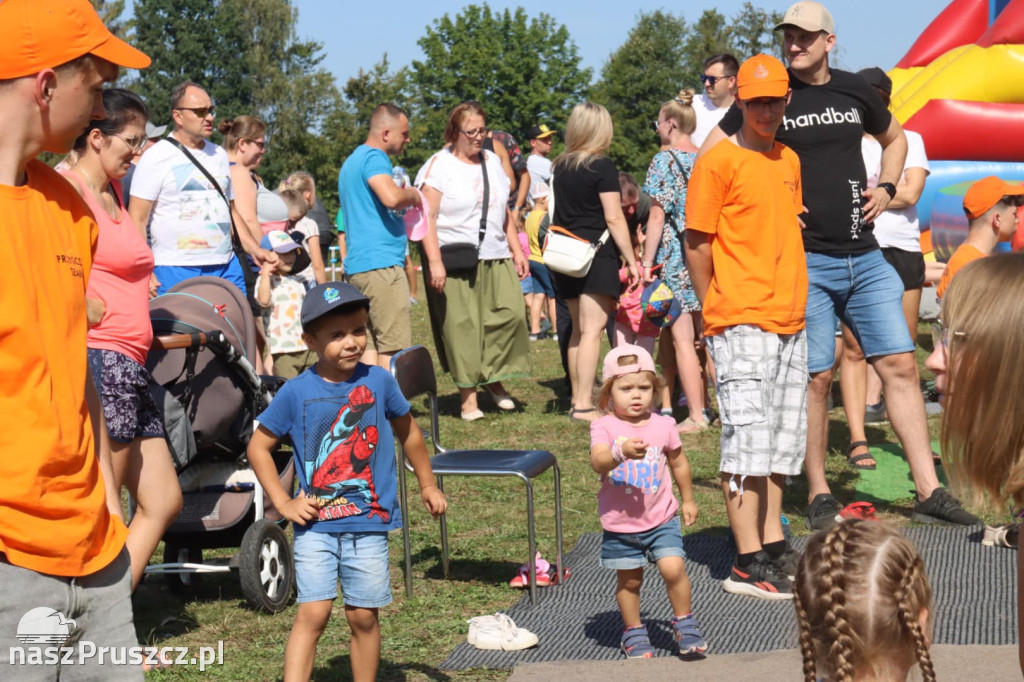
[284,602,380,682]
[720,473,785,554]
[567,293,613,417]
[615,557,693,629]
[111,436,183,591]
[672,312,707,424]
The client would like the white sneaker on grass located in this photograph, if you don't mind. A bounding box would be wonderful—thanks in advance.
[466,613,538,650]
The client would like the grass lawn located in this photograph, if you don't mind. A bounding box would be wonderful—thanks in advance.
[133,275,986,680]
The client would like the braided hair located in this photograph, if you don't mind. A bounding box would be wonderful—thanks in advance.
[794,519,934,682]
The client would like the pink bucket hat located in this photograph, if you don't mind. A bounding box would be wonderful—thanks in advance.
[602,344,656,381]
[404,187,430,242]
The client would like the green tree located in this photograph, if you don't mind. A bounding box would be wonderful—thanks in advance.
[130,0,253,125]
[410,4,591,161]
[591,10,688,175]
[728,2,785,61]
[90,0,128,38]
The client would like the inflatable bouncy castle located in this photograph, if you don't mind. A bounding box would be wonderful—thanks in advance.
[889,0,1024,259]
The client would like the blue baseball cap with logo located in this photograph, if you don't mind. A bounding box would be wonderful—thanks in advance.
[300,282,370,328]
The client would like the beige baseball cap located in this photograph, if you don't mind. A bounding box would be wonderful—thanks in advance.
[774,1,835,34]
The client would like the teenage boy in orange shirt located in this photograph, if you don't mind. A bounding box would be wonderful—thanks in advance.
[685,54,807,600]
[0,0,151,676]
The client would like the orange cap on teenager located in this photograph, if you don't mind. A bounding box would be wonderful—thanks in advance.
[0,0,151,79]
[737,54,790,101]
[963,176,1024,220]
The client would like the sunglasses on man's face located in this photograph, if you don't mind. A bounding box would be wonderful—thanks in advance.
[700,74,730,87]
[176,106,216,118]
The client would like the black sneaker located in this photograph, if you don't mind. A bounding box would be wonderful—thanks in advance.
[771,546,801,581]
[722,551,794,600]
[863,400,887,425]
[912,487,981,526]
[806,493,842,531]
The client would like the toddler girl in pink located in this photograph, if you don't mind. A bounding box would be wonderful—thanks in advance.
[589,344,707,659]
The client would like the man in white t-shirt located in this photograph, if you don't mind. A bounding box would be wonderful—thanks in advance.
[691,54,738,147]
[129,80,274,296]
[525,124,557,202]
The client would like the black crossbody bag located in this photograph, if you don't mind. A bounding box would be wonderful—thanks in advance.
[165,138,257,296]
[439,153,490,273]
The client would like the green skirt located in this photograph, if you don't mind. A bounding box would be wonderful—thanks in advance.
[421,255,531,388]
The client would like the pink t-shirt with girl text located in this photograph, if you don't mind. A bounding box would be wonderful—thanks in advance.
[62,170,154,366]
[590,412,682,533]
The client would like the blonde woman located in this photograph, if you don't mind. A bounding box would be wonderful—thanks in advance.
[551,102,639,422]
[925,252,1024,675]
[642,90,709,434]
[279,171,328,285]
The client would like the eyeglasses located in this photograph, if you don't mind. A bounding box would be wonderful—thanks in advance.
[175,106,216,118]
[700,74,731,87]
[245,138,266,151]
[931,320,968,356]
[111,133,147,154]
[460,127,487,139]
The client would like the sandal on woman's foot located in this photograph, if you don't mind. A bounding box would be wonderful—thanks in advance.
[846,440,876,470]
[461,409,485,421]
[484,384,516,410]
[677,417,709,434]
[569,407,599,423]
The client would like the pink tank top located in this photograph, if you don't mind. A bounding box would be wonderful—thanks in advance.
[62,169,154,366]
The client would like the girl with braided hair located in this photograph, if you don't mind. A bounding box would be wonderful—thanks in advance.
[794,519,935,682]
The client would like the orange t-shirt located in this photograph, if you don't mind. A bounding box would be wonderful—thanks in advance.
[685,139,807,336]
[936,243,985,300]
[0,160,127,576]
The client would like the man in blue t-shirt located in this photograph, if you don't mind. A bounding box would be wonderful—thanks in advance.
[338,104,420,369]
[248,281,446,682]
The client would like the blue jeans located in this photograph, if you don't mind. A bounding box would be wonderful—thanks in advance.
[293,529,391,607]
[805,251,914,374]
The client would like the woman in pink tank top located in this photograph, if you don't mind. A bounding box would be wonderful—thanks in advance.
[62,88,182,593]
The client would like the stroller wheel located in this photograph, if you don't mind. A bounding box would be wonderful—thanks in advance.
[240,519,294,613]
[163,544,202,595]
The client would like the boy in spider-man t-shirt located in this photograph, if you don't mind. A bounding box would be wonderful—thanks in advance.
[248,281,446,682]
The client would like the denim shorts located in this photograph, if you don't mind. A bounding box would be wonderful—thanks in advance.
[805,250,914,373]
[520,274,534,295]
[600,517,686,570]
[88,348,165,443]
[528,261,556,297]
[293,529,392,607]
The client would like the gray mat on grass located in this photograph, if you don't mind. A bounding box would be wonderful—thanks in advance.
[441,525,1015,669]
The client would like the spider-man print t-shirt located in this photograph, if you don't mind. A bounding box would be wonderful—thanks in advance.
[257,363,411,533]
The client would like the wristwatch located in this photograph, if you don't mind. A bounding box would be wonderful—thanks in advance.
[877,182,897,200]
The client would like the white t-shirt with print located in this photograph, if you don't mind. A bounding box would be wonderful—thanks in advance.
[131,138,235,266]
[416,148,512,260]
[861,130,930,253]
[257,273,306,354]
[290,216,320,288]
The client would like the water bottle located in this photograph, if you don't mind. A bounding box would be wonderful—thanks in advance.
[780,515,792,542]
[328,245,340,281]
[391,166,411,218]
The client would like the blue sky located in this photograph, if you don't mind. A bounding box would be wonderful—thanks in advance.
[293,0,947,87]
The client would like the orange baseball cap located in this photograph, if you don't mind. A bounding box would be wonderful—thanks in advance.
[737,54,790,100]
[963,176,1024,220]
[0,0,151,80]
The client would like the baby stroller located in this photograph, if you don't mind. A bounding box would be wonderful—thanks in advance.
[142,276,296,612]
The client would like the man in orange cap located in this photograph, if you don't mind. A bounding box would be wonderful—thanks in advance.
[0,0,152,676]
[936,177,1024,299]
[686,54,806,599]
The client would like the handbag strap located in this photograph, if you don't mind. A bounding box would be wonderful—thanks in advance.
[666,150,691,235]
[478,151,490,246]
[166,137,241,250]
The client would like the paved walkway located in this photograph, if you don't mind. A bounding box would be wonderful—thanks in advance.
[508,644,1020,681]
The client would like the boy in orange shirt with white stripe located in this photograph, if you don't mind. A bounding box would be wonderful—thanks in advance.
[685,54,807,600]
[0,1,151,676]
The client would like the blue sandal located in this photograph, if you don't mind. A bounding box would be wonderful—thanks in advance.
[620,625,655,659]
[672,614,708,656]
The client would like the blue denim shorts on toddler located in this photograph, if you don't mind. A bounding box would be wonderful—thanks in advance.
[599,517,686,570]
[293,529,392,607]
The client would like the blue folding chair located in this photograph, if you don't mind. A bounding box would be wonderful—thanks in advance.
[390,345,563,604]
